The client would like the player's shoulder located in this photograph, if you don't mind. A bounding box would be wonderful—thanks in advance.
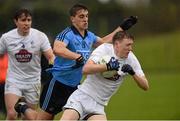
[98,43,113,49]
[60,27,72,34]
[127,51,138,61]
[30,28,48,38]
[86,30,96,36]
[93,43,113,54]
[31,28,46,35]
[2,28,17,38]
[56,27,72,39]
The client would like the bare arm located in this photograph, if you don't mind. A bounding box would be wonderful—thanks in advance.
[82,60,107,74]
[132,74,149,91]
[53,40,81,60]
[43,48,55,64]
[93,26,123,47]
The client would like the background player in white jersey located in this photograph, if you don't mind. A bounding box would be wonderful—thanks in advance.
[0,8,55,120]
[60,31,149,120]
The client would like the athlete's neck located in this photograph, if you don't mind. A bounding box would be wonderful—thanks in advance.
[17,29,29,36]
[79,29,85,37]
[73,25,86,37]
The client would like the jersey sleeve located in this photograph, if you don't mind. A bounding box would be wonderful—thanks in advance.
[40,33,52,52]
[128,52,145,76]
[0,35,7,54]
[55,28,71,46]
[56,34,70,46]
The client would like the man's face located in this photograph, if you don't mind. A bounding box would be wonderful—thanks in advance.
[114,38,133,58]
[71,9,88,31]
[14,14,32,36]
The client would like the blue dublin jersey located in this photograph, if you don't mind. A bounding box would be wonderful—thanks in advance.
[50,26,98,87]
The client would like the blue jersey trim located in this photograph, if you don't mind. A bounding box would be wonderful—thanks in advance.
[56,27,71,41]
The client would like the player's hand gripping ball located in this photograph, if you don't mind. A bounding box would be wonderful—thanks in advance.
[98,55,120,78]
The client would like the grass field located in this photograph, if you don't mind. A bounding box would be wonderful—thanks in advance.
[106,72,180,120]
[134,30,180,71]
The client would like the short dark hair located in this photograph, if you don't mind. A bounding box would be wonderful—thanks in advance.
[14,8,32,20]
[69,3,88,16]
[112,31,134,44]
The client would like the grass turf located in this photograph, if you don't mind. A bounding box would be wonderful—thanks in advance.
[106,72,180,120]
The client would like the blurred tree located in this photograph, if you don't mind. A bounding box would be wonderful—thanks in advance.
[0,0,180,37]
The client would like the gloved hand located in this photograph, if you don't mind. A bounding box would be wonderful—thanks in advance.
[106,57,120,71]
[121,64,135,75]
[120,16,138,31]
[72,54,85,68]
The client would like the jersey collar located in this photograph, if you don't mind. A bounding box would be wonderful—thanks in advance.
[71,26,88,39]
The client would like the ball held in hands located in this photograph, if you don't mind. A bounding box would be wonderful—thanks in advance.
[98,55,119,80]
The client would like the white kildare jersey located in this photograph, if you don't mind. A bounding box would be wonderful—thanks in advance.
[0,28,51,84]
[79,43,144,105]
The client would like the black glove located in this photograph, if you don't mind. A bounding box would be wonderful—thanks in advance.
[72,54,85,68]
[106,57,120,71]
[121,64,135,75]
[120,16,138,31]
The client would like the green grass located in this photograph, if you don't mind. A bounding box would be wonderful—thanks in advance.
[134,31,180,71]
[106,72,180,120]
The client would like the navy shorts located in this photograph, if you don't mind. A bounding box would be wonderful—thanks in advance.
[40,78,77,115]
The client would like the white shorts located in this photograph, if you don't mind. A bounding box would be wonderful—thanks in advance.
[5,81,41,104]
[64,89,105,119]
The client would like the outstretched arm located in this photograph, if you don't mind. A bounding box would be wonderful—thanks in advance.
[93,16,138,47]
[93,27,122,47]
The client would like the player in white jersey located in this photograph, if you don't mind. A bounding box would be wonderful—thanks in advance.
[60,31,149,120]
[0,8,55,120]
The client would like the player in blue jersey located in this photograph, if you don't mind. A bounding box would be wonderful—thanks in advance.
[14,3,137,120]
